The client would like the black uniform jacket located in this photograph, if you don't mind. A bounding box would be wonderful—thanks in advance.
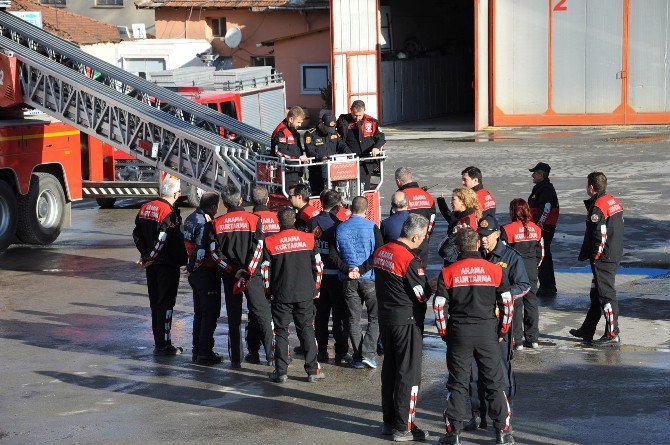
[578,193,623,263]
[501,221,544,268]
[433,251,511,338]
[271,119,303,160]
[253,205,280,235]
[303,127,351,159]
[133,198,187,267]
[207,206,264,278]
[483,241,531,301]
[336,113,385,157]
[397,182,436,235]
[261,228,322,303]
[373,240,430,326]
[184,207,216,272]
[472,184,497,219]
[528,179,560,228]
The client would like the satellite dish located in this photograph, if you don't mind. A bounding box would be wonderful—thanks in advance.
[224,27,242,49]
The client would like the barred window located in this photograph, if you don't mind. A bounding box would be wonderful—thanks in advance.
[96,0,124,5]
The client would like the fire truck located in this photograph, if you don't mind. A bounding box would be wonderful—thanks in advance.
[86,66,287,208]
[0,10,385,253]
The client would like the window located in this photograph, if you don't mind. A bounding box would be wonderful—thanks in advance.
[123,58,166,79]
[210,18,226,37]
[40,0,65,5]
[300,64,329,95]
[96,0,123,5]
[251,56,275,68]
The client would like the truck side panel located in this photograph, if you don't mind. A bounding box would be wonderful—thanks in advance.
[0,121,82,199]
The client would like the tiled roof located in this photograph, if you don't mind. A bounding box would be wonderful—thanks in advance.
[8,0,122,45]
[136,0,328,9]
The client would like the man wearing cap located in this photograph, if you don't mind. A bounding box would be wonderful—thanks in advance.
[464,215,530,432]
[304,113,351,195]
[528,162,560,297]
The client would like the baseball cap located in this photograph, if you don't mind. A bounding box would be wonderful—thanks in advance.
[529,162,551,173]
[476,215,500,236]
[321,113,337,134]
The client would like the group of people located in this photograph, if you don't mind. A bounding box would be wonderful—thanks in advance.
[271,100,385,193]
[132,105,625,444]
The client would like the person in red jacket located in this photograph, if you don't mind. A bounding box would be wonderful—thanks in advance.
[271,106,309,190]
[289,183,320,232]
[461,166,496,219]
[501,199,544,349]
[208,184,273,368]
[570,172,624,346]
[262,207,325,383]
[374,214,431,442]
[251,185,280,235]
[336,100,386,192]
[394,166,436,266]
[132,177,187,356]
[528,162,560,297]
[434,227,514,445]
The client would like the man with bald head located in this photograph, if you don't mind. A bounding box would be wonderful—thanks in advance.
[381,191,410,243]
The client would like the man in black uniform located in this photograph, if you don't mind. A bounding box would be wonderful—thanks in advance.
[307,190,349,363]
[433,227,514,445]
[394,167,436,266]
[272,106,310,190]
[304,113,351,195]
[262,207,325,383]
[374,214,430,442]
[528,162,560,297]
[570,172,624,346]
[133,177,187,356]
[184,191,222,365]
[464,215,530,433]
[336,100,385,192]
[208,184,273,368]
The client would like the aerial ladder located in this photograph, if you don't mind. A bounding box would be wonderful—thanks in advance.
[0,10,259,197]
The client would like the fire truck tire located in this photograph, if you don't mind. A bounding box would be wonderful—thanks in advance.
[96,198,117,209]
[0,180,18,253]
[16,173,66,245]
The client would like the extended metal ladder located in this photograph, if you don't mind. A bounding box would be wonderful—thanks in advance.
[0,11,260,195]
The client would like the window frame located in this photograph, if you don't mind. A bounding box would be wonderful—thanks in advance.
[95,0,124,6]
[300,63,330,95]
[210,17,227,38]
[40,0,66,6]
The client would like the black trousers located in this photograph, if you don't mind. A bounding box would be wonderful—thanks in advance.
[446,330,511,432]
[381,322,423,432]
[580,261,620,338]
[538,229,556,291]
[146,264,181,348]
[245,276,274,360]
[315,275,349,357]
[359,160,380,193]
[343,278,379,361]
[222,274,274,363]
[272,299,320,376]
[188,268,221,357]
[469,331,515,421]
[513,258,540,344]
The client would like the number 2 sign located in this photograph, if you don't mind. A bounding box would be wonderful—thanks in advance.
[554,0,567,11]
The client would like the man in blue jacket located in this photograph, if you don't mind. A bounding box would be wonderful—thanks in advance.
[331,196,384,368]
[381,191,410,243]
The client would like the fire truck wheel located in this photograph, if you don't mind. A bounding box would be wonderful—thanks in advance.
[96,198,117,209]
[0,180,18,253]
[16,173,65,245]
